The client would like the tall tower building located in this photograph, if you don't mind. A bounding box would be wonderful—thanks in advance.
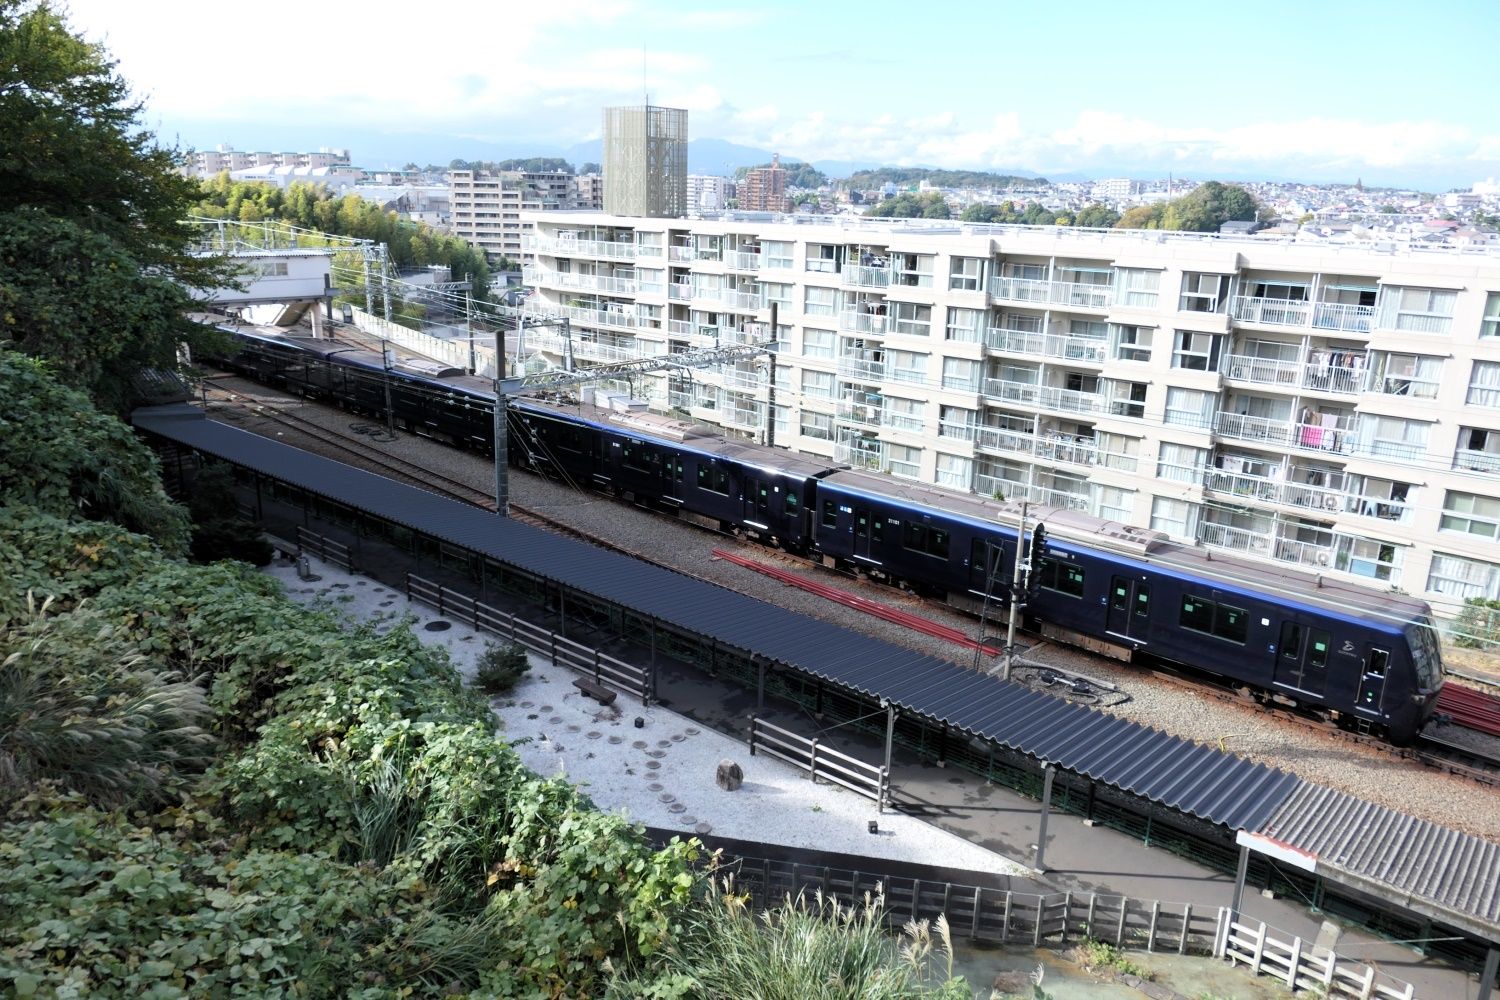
[602,104,688,218]
[740,153,791,213]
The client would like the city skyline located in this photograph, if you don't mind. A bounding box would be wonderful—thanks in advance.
[64,0,1500,189]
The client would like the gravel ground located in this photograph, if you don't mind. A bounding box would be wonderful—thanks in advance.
[262,554,1030,876]
[201,378,1500,842]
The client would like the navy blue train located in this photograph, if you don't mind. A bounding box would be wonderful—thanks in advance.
[213,330,1445,744]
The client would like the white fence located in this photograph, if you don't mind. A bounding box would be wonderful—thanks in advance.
[748,715,889,810]
[1219,916,1417,1000]
[348,306,497,377]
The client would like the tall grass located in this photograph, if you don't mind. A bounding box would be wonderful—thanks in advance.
[608,877,971,999]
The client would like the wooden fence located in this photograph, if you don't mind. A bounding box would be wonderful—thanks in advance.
[748,715,888,809]
[296,527,353,572]
[404,573,650,704]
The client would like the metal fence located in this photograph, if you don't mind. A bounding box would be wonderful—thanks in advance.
[747,715,889,810]
[404,573,650,704]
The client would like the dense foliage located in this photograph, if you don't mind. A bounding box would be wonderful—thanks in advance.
[735,160,828,189]
[847,167,1044,189]
[1114,181,1260,232]
[960,201,1121,228]
[0,0,233,408]
[864,192,952,219]
[193,177,493,299]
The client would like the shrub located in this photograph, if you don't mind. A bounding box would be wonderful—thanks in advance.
[473,642,531,694]
[1452,597,1500,649]
[1075,938,1152,980]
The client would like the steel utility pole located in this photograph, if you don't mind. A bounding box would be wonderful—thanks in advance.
[380,339,397,438]
[493,322,508,516]
[465,292,475,374]
[1002,501,1028,681]
[765,301,778,448]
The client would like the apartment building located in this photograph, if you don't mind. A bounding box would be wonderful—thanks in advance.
[449,170,575,262]
[687,174,735,215]
[192,145,351,176]
[740,155,791,213]
[519,210,1500,622]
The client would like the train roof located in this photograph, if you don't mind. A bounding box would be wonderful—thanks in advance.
[820,469,1430,628]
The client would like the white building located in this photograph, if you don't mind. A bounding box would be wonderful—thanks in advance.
[1092,178,1140,201]
[227,163,364,194]
[449,170,576,263]
[686,175,735,215]
[520,210,1500,623]
[192,145,351,177]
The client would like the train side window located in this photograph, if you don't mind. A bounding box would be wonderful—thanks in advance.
[1366,648,1389,678]
[1134,583,1151,618]
[785,491,798,511]
[871,516,884,543]
[1180,596,1213,633]
[697,464,730,495]
[673,460,684,483]
[822,500,838,528]
[1213,604,1247,644]
[1279,621,1304,660]
[1111,580,1130,611]
[1308,630,1330,668]
[930,528,948,558]
[1036,558,1085,598]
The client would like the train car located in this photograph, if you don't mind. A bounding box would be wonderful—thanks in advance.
[810,468,1442,743]
[209,328,1444,743]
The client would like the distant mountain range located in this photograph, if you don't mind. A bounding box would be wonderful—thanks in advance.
[166,120,1051,182]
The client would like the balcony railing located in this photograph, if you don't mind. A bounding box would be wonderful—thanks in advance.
[1202,469,1344,512]
[1035,433,1100,467]
[841,264,892,288]
[721,367,765,392]
[1230,296,1376,333]
[722,290,765,312]
[988,275,1054,303]
[668,246,694,262]
[975,426,1037,456]
[984,325,1045,355]
[524,235,636,260]
[1050,280,1113,309]
[726,250,761,271]
[668,283,692,301]
[1312,301,1374,333]
[981,378,1106,415]
[723,401,764,431]
[1454,448,1500,474]
[988,275,1112,309]
[554,304,639,330]
[533,270,638,295]
[837,355,885,382]
[1222,353,1367,395]
[834,437,885,469]
[838,311,888,335]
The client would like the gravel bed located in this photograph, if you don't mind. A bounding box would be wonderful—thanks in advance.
[204,379,1500,842]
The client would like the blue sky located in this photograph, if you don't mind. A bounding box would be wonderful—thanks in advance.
[63,0,1500,187]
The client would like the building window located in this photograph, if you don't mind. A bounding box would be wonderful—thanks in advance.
[949,256,986,291]
[1164,387,1217,428]
[764,240,794,270]
[1179,272,1230,313]
[1115,268,1160,309]
[887,349,928,385]
[1441,491,1500,539]
[1094,485,1134,523]
[1428,552,1500,600]
[892,301,932,337]
[939,405,977,440]
[1481,291,1500,338]
[887,444,922,480]
[800,411,834,441]
[801,369,835,399]
[884,395,925,433]
[946,307,984,343]
[1339,537,1402,583]
[942,357,979,391]
[1180,596,1248,644]
[1356,415,1429,460]
[1156,442,1208,483]
[1469,361,1500,408]
[1372,352,1442,398]
[1111,324,1153,362]
[1378,286,1456,334]
[804,286,837,317]
[805,244,840,273]
[891,253,934,288]
[762,281,792,311]
[1172,331,1223,371]
[802,327,834,359]
[1151,496,1198,539]
[935,452,972,489]
[1105,379,1147,418]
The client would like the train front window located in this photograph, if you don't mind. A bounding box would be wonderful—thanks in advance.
[1407,618,1442,689]
[1366,648,1389,678]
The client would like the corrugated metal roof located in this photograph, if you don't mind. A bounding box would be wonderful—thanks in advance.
[133,405,1300,832]
[1258,783,1500,936]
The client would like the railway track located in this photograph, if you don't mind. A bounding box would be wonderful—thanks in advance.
[199,376,1500,787]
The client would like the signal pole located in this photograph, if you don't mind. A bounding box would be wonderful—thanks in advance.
[1002,501,1028,681]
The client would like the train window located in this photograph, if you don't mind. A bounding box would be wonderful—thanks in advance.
[1180,597,1214,633]
[1111,581,1130,611]
[1134,584,1151,618]
[1035,558,1085,597]
[558,427,584,452]
[901,522,948,558]
[697,464,730,495]
[1213,604,1247,644]
[1279,622,1304,660]
[822,500,838,528]
[786,491,799,511]
[1308,631,1330,668]
[673,460,684,483]
[930,528,948,558]
[872,516,885,543]
[1366,648,1389,678]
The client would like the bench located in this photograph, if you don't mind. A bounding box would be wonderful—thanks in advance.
[573,677,617,706]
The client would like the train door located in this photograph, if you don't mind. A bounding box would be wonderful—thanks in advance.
[1274,622,1329,695]
[1105,576,1151,642]
[852,507,880,561]
[743,477,771,527]
[1356,647,1390,712]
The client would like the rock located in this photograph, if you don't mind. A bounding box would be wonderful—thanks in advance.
[716,758,743,791]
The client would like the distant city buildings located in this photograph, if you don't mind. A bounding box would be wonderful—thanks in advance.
[602,104,688,218]
[449,169,579,263]
[740,154,792,213]
[686,174,735,215]
[574,173,605,211]
[191,144,352,177]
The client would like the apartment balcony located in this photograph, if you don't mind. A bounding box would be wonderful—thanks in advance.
[974,425,1037,458]
[838,311,888,335]
[1454,448,1500,474]
[721,290,765,312]
[988,276,1112,310]
[555,304,639,330]
[988,275,1053,304]
[1222,353,1366,395]
[668,245,694,263]
[980,378,1105,416]
[723,399,764,432]
[534,270,638,296]
[842,264,892,289]
[834,436,885,470]
[525,331,658,365]
[1202,468,1345,512]
[1198,521,1336,570]
[1230,296,1376,333]
[984,326,1045,356]
[985,327,1108,364]
[1032,485,1092,511]
[721,367,766,393]
[1034,433,1101,468]
[668,283,693,301]
[974,470,1029,502]
[726,250,761,271]
[837,354,886,382]
[524,235,636,260]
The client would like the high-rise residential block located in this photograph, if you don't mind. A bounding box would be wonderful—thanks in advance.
[739,153,791,214]
[602,105,688,218]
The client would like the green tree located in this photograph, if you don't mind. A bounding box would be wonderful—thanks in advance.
[1115,203,1167,229]
[0,1,233,407]
[1117,182,1259,232]
[1074,203,1122,228]
[865,191,950,219]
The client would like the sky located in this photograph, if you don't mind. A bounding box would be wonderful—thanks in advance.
[61,0,1500,189]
